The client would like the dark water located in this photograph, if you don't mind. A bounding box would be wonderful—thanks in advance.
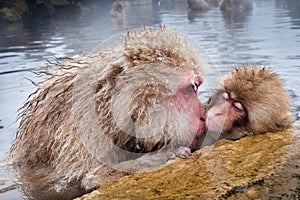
[0,0,299,199]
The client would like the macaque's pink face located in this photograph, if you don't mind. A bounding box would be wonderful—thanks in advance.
[114,66,206,151]
[171,74,206,149]
[206,91,247,135]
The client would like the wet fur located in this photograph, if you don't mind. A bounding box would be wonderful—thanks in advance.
[9,27,204,199]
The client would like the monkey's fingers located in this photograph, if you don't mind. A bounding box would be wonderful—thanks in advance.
[169,147,192,159]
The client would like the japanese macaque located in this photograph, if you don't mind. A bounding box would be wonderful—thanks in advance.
[220,0,253,12]
[187,0,210,21]
[208,0,221,7]
[109,0,124,18]
[187,0,209,11]
[205,66,294,140]
[109,1,125,29]
[9,27,206,200]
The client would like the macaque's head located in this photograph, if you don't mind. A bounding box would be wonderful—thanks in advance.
[105,27,208,152]
[205,66,294,140]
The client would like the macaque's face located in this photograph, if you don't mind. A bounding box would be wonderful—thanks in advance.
[171,74,206,149]
[205,91,247,136]
[114,65,206,151]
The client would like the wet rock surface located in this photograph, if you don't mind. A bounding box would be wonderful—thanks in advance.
[76,122,300,200]
[0,0,28,21]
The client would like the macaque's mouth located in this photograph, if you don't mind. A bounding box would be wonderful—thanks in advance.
[189,135,202,151]
[188,120,207,151]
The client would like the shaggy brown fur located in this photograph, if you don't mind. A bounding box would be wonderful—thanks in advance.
[9,27,206,199]
[205,65,294,140]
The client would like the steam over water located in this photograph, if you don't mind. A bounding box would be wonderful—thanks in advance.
[0,0,299,199]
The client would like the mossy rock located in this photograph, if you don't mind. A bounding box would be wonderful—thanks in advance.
[76,122,300,200]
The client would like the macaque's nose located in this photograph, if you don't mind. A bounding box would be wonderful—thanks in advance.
[215,112,224,116]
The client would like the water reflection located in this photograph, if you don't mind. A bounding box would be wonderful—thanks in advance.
[0,23,31,48]
[276,0,300,28]
[0,0,300,199]
[220,0,253,29]
[188,9,208,21]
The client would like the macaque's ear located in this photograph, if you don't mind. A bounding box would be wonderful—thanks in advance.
[277,112,295,127]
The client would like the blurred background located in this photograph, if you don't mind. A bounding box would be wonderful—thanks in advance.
[0,0,299,199]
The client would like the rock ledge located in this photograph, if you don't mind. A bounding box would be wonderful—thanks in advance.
[77,123,300,200]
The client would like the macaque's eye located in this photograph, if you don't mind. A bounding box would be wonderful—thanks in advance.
[222,92,230,100]
[232,101,244,112]
[182,82,199,94]
[183,85,195,94]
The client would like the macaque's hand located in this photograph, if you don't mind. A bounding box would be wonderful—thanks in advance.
[169,147,192,159]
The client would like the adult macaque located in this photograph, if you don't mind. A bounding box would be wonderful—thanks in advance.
[9,27,206,199]
[109,0,124,17]
[205,66,294,140]
[220,0,253,12]
[187,0,209,11]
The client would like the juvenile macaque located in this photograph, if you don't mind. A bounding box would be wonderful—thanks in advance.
[205,66,294,140]
[9,27,206,199]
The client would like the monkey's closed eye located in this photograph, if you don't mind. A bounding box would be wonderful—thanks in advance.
[207,97,212,104]
[232,102,244,112]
